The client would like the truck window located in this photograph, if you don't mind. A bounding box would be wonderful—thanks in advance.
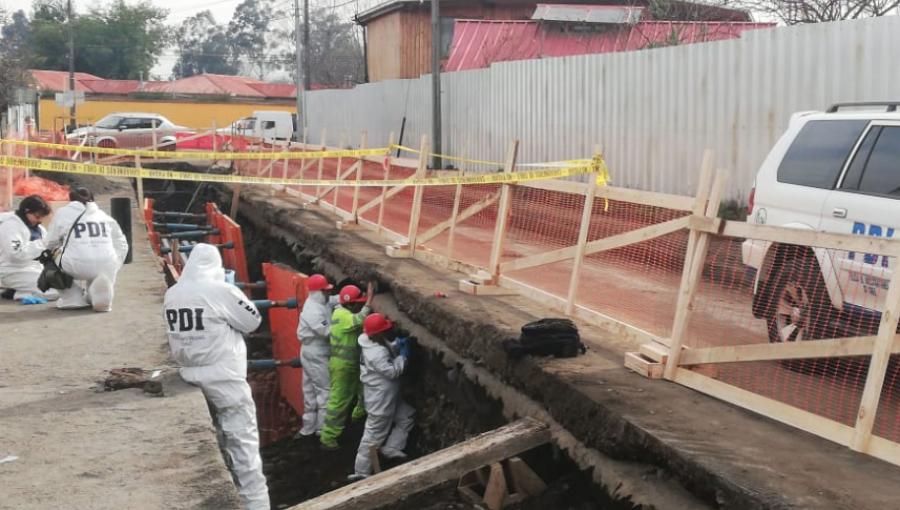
[777,120,867,189]
[856,126,900,198]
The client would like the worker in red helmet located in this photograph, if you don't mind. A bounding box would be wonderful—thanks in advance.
[348,313,414,481]
[295,274,340,438]
[319,281,374,450]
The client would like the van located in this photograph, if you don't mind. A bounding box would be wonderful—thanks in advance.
[219,110,296,143]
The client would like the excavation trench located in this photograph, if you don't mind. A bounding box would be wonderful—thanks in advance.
[146,177,714,510]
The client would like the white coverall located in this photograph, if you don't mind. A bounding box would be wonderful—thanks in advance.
[164,244,270,510]
[46,201,128,311]
[295,290,340,435]
[0,212,58,300]
[353,333,415,477]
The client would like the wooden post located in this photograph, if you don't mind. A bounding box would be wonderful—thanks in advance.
[488,141,520,278]
[282,139,291,181]
[377,131,395,236]
[135,155,145,210]
[406,135,429,248]
[852,241,900,452]
[212,120,218,154]
[444,140,468,260]
[151,122,158,161]
[564,144,602,315]
[231,184,242,219]
[333,132,347,209]
[351,132,368,221]
[663,164,726,381]
[315,129,327,202]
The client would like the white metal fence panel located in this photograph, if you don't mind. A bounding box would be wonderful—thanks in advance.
[303,15,900,200]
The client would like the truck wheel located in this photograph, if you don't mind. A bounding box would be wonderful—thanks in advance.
[97,139,116,148]
[765,259,832,344]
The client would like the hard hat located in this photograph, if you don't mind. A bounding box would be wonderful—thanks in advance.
[308,274,333,292]
[363,313,393,336]
[339,285,367,304]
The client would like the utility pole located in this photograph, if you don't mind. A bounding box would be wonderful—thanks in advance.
[430,0,442,170]
[293,0,305,140]
[303,0,311,91]
[67,0,76,130]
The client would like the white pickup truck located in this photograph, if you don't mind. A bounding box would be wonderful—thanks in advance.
[743,102,900,344]
[218,110,295,142]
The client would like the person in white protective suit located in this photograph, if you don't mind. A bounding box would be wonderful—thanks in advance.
[348,313,415,482]
[0,195,58,301]
[163,243,270,510]
[45,188,128,312]
[295,274,340,438]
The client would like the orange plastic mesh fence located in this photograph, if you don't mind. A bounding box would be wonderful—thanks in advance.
[248,369,302,446]
[690,235,898,440]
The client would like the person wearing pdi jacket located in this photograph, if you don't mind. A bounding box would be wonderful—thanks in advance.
[0,195,58,301]
[349,313,415,481]
[163,243,270,510]
[45,188,128,312]
[295,274,340,437]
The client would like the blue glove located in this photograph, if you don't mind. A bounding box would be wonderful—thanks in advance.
[395,337,408,348]
[22,296,47,305]
[400,345,410,358]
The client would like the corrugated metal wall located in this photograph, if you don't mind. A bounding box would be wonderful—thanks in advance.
[305,15,900,200]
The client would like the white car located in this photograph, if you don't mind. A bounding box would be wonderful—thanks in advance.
[743,102,900,344]
[66,112,188,150]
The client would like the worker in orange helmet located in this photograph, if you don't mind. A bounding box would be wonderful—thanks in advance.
[295,274,340,438]
[348,313,414,481]
[319,282,374,450]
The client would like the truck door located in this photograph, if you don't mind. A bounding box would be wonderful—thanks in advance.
[819,121,900,315]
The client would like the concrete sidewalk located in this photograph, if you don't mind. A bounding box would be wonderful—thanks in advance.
[0,185,241,510]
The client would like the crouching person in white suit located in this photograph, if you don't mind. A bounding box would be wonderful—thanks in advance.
[46,188,128,312]
[164,243,270,510]
[349,313,415,482]
[0,195,58,301]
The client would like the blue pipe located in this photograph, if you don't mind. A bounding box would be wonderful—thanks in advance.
[153,223,214,231]
[248,358,302,370]
[160,229,220,239]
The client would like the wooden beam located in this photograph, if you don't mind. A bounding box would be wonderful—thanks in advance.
[445,141,468,260]
[866,435,900,467]
[287,418,550,510]
[518,180,697,212]
[135,155,144,211]
[498,215,691,274]
[406,135,429,248]
[360,182,408,216]
[482,463,507,510]
[488,141,520,277]
[416,191,500,246]
[351,132,368,221]
[624,352,664,379]
[377,131,395,235]
[664,161,724,381]
[678,335,893,365]
[459,280,518,296]
[722,221,900,257]
[565,145,602,315]
[673,367,855,447]
[852,240,900,452]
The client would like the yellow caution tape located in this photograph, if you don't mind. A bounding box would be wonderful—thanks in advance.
[593,154,612,211]
[0,156,599,187]
[0,139,390,161]
[390,144,505,167]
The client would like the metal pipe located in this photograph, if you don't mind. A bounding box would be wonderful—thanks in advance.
[159,229,220,239]
[248,358,302,370]
[253,298,299,309]
[110,197,132,264]
[234,280,267,290]
[153,223,214,231]
[152,211,206,219]
[160,242,234,254]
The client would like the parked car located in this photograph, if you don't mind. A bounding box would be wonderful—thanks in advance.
[742,102,900,344]
[66,112,188,151]
[217,110,295,143]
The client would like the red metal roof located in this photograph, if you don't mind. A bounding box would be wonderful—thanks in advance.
[446,20,773,71]
[30,70,103,92]
[249,83,297,98]
[80,79,142,94]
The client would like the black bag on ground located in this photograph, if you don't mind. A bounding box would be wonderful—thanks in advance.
[502,318,586,359]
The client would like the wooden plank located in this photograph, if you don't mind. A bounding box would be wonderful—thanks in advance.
[483,463,507,510]
[445,141,468,260]
[459,280,518,296]
[722,221,900,257]
[288,418,550,510]
[639,342,669,364]
[852,240,900,452]
[865,435,900,467]
[377,131,395,235]
[416,191,500,246]
[664,163,724,381]
[135,155,144,211]
[315,130,331,201]
[332,133,348,208]
[506,457,546,497]
[498,216,691,274]
[518,180,696,212]
[351,132,368,220]
[679,335,891,365]
[673,367,855,446]
[565,145,602,315]
[488,141,520,276]
[360,182,409,216]
[624,352,664,379]
[369,445,382,474]
[406,135,429,248]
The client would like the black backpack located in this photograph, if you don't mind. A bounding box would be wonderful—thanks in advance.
[502,318,586,359]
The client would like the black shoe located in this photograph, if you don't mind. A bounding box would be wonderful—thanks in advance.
[320,442,340,451]
[1,289,15,300]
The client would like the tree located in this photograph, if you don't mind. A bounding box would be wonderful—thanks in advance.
[174,11,237,78]
[277,8,364,87]
[27,0,168,80]
[0,9,32,107]
[228,0,279,80]
[734,0,900,23]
